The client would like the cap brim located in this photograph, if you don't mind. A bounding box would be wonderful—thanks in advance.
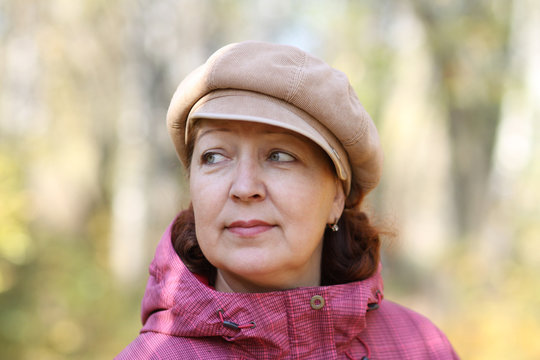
[186,90,350,190]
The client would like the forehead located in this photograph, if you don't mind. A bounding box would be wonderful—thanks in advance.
[193,119,313,143]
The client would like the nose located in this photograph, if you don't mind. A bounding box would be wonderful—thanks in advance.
[229,157,266,202]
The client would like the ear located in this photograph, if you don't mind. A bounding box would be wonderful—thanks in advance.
[328,179,346,224]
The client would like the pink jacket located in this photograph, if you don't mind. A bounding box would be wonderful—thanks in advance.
[116,222,459,359]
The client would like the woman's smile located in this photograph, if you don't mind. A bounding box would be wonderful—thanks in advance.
[225,219,275,237]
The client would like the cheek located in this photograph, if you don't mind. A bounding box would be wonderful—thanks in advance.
[189,180,220,264]
[275,174,336,227]
[189,173,222,236]
[288,168,336,206]
[190,168,222,204]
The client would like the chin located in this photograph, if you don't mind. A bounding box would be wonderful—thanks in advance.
[222,258,284,281]
[226,260,279,278]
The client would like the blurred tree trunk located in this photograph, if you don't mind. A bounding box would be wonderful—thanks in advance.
[411,0,511,237]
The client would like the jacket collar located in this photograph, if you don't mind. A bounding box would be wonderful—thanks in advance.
[141,221,383,357]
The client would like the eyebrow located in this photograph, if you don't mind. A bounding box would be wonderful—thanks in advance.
[196,127,232,141]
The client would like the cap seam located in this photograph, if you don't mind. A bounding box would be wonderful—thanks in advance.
[286,51,307,103]
[342,120,368,146]
[208,44,235,91]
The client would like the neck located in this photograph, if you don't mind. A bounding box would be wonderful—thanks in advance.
[215,268,321,293]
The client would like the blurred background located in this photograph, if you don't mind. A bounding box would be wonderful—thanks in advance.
[1,0,539,359]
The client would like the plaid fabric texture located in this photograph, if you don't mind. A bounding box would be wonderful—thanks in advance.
[116,221,459,359]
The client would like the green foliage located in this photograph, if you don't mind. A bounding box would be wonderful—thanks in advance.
[0,147,143,359]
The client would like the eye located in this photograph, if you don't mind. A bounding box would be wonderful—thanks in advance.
[268,151,295,162]
[202,152,226,165]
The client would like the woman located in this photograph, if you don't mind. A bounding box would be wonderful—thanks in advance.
[117,41,458,359]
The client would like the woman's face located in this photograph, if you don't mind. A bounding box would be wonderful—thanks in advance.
[189,119,345,292]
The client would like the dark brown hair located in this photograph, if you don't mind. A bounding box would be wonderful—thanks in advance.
[171,205,216,284]
[171,203,380,287]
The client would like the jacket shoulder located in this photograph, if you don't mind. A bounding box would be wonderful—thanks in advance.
[364,300,459,359]
[115,331,235,360]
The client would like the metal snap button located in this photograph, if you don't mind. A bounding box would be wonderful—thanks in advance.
[310,295,325,310]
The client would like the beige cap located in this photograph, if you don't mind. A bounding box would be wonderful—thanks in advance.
[167,41,383,207]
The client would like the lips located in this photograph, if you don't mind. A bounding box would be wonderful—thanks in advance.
[226,220,274,237]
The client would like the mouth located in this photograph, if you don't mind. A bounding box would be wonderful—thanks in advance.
[225,220,275,237]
